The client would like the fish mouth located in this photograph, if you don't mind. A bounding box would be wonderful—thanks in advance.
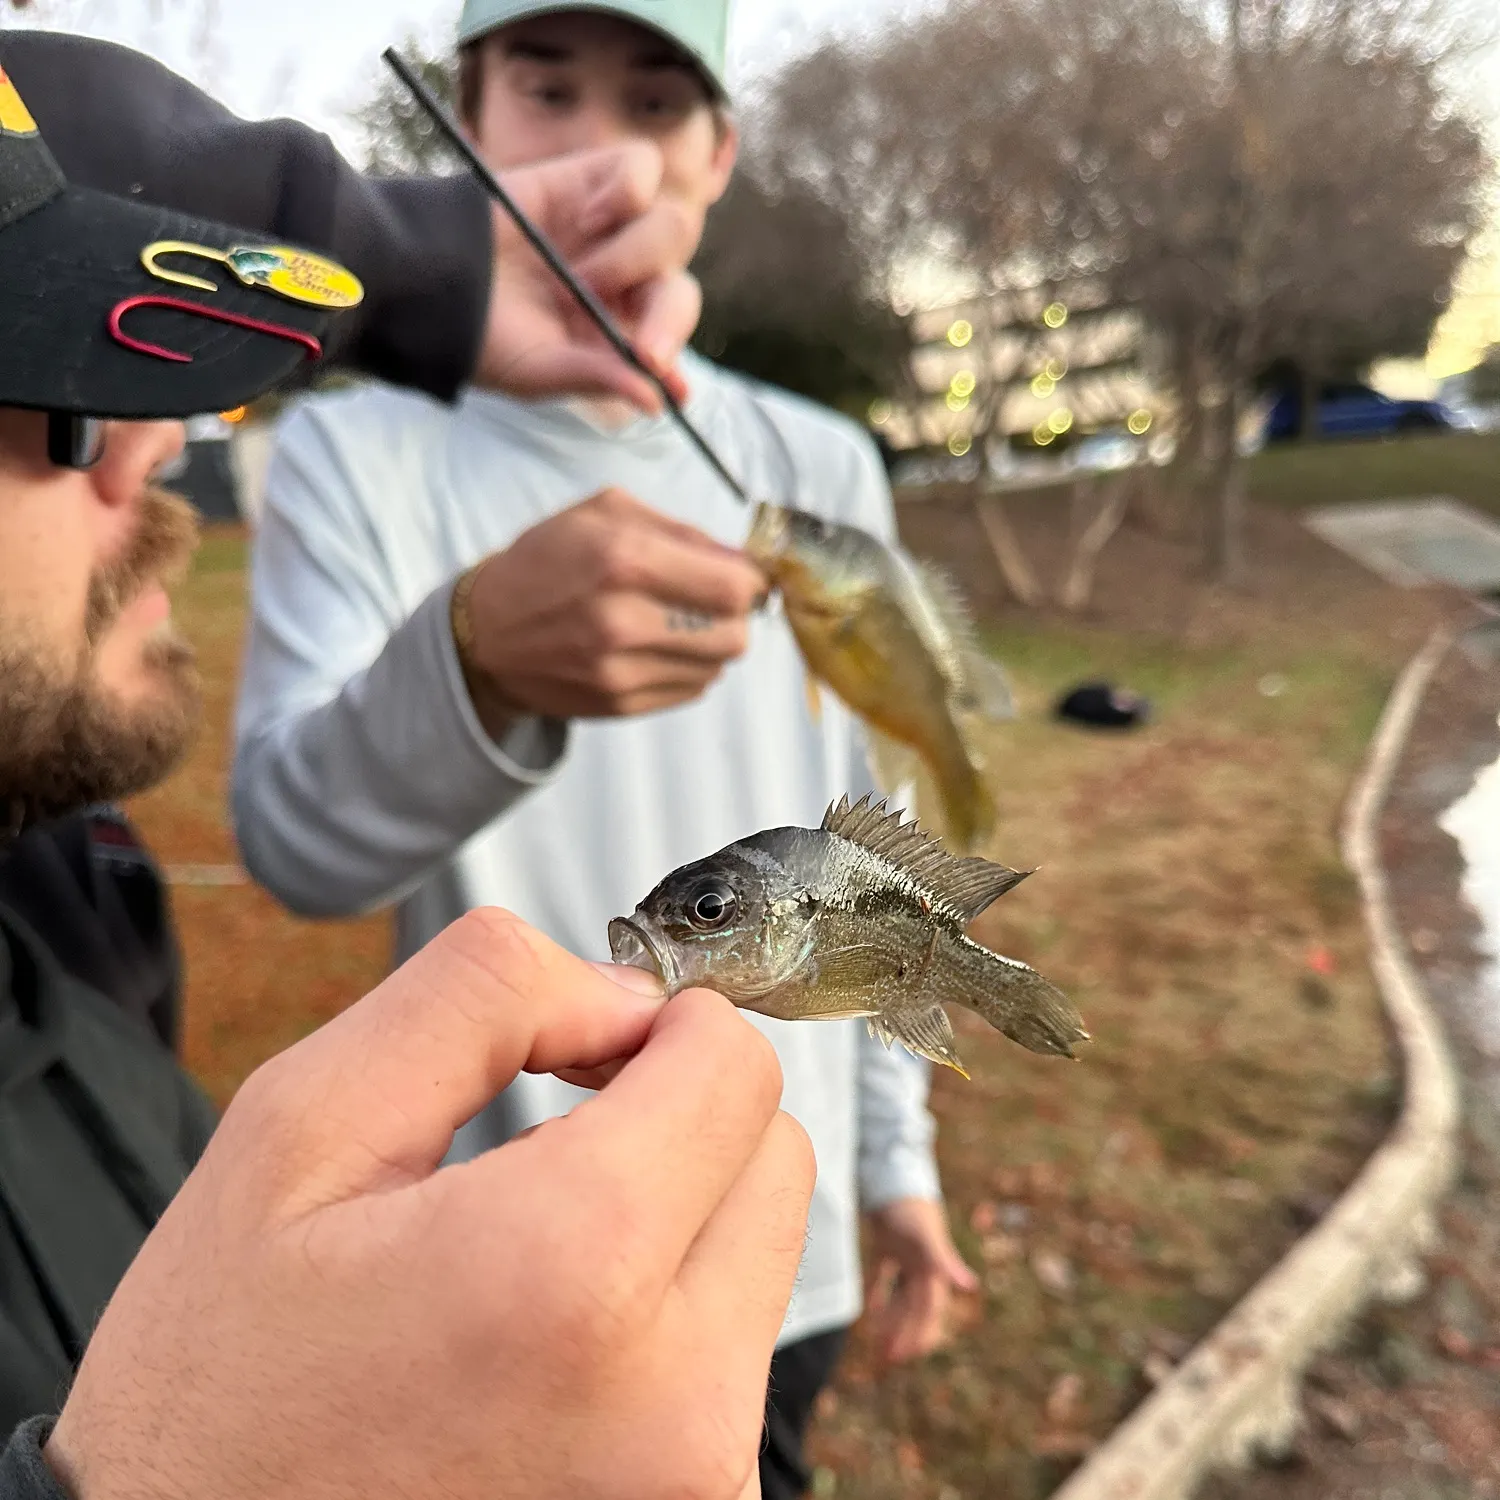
[608,916,680,995]
[745,501,791,567]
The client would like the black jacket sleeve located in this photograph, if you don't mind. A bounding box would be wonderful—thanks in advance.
[2,30,491,403]
[0,1420,67,1500]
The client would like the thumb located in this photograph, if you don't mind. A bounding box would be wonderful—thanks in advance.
[940,1240,981,1293]
[230,909,663,1211]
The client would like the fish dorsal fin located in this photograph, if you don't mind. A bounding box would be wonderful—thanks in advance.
[822,794,1032,922]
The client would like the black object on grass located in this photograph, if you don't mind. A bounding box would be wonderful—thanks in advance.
[1054,681,1152,730]
[382,46,750,507]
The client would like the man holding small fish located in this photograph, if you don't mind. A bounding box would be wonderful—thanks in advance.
[233,7,1077,1492]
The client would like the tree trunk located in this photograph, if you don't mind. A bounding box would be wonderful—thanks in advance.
[1058,474,1131,612]
[975,493,1043,606]
[1298,359,1321,442]
[1205,392,1245,582]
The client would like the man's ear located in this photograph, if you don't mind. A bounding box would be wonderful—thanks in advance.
[703,114,739,208]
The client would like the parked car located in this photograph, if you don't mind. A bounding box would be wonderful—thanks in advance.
[1263,382,1459,443]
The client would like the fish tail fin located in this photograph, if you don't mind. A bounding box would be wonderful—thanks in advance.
[936,934,1089,1060]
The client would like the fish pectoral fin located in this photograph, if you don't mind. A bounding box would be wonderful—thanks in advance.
[813,943,906,995]
[827,613,893,683]
[957,648,1018,723]
[879,1005,970,1079]
[804,664,824,723]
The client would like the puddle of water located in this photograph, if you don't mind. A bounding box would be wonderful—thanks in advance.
[1440,738,1500,1049]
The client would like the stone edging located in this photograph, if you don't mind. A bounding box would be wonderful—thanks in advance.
[1052,627,1464,1500]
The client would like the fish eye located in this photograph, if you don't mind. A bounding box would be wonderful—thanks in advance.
[688,883,737,931]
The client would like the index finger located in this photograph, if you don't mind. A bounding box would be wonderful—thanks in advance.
[601,517,767,616]
[224,909,665,1210]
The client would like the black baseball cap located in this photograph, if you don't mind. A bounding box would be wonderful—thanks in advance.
[0,60,363,420]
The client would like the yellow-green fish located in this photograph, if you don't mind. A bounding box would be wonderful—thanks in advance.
[607,794,1086,1077]
[746,503,1013,854]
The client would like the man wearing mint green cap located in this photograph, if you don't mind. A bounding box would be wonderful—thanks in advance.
[456,0,732,97]
[236,7,976,1496]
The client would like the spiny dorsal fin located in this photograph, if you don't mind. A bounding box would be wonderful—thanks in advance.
[822,793,1032,922]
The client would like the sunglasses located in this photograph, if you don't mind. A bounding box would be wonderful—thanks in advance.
[46,412,108,471]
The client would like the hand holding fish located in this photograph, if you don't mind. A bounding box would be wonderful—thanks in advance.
[457,488,765,725]
[47,910,813,1500]
[866,1198,980,1366]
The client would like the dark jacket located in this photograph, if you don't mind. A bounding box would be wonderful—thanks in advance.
[0,31,500,1492]
[0,1420,63,1500]
[2,30,493,405]
[0,899,215,1442]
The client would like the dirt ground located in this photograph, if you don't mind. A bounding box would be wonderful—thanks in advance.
[1201,621,1500,1500]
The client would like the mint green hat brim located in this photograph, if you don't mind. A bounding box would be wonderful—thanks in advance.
[457,1,730,100]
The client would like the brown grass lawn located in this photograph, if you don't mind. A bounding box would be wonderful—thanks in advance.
[127,506,1465,1498]
[124,527,390,1103]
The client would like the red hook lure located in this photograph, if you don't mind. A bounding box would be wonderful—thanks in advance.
[108,294,323,365]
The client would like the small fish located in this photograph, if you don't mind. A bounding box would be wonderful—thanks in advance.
[608,793,1087,1077]
[747,503,1013,853]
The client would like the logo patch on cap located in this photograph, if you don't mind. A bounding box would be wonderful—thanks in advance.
[225,246,365,310]
[141,239,364,310]
[0,66,38,137]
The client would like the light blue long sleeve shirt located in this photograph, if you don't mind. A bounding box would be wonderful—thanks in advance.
[232,352,943,1346]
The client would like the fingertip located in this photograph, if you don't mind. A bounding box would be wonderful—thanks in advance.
[589,961,666,999]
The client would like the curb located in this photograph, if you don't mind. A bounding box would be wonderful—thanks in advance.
[1052,628,1463,1500]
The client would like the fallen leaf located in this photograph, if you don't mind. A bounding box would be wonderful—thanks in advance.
[896,1440,924,1477]
[1438,1326,1475,1361]
[1309,1392,1361,1441]
[982,1232,1024,1266]
[1045,1372,1085,1426]
[1307,945,1336,976]
[1031,1249,1075,1298]
[1146,1328,1192,1361]
[1032,1431,1096,1460]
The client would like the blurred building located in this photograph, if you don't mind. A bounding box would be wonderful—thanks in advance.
[874,277,1160,462]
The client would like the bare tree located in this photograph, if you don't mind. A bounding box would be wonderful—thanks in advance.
[764,0,1492,585]
[349,35,461,177]
[692,140,912,419]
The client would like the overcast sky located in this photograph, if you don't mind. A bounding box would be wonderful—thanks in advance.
[14,0,1497,158]
[15,0,912,156]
